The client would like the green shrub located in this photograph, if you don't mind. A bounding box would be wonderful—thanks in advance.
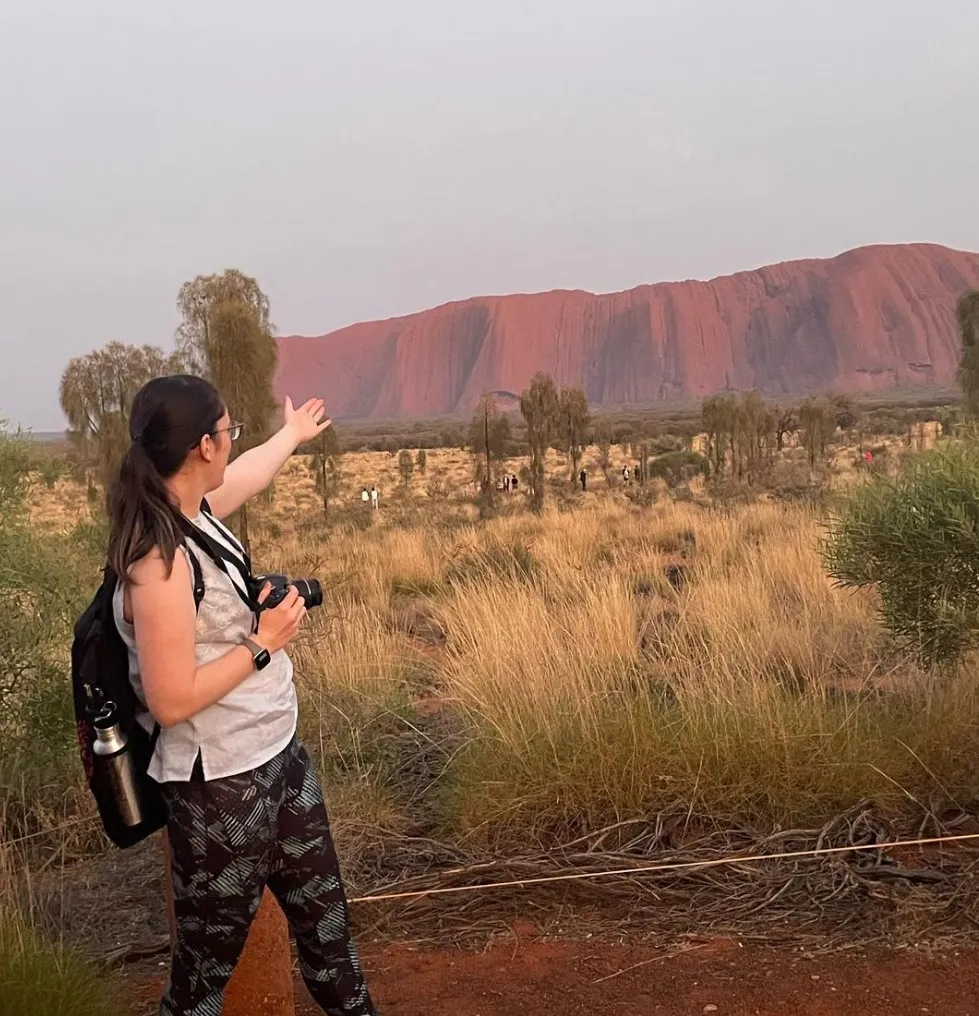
[35,456,64,489]
[0,916,110,1016]
[647,450,709,487]
[0,423,101,837]
[824,441,979,666]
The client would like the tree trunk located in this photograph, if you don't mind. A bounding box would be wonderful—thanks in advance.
[530,449,545,512]
[484,406,494,506]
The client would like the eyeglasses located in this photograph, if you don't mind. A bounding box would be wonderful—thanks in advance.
[212,422,244,443]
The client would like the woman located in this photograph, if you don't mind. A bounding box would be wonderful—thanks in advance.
[107,374,378,1016]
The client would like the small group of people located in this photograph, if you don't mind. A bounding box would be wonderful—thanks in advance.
[360,486,380,508]
[476,474,520,494]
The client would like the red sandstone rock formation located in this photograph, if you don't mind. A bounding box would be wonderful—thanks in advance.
[274,243,979,419]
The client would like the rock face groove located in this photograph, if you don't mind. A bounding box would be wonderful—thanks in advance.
[274,243,979,418]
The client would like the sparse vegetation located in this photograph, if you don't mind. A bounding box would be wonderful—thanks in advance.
[252,470,977,845]
[6,378,979,982]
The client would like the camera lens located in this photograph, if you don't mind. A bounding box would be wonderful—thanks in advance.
[295,579,323,609]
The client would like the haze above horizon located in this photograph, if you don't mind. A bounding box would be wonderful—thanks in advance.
[3,0,978,429]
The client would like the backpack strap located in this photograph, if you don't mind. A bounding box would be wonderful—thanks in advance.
[186,544,205,613]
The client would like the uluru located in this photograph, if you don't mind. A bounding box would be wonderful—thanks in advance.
[274,243,979,420]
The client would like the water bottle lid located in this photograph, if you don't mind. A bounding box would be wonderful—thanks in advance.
[93,701,118,729]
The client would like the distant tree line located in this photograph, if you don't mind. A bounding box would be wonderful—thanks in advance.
[54,280,977,521]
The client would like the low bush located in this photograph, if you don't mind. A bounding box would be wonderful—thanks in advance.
[0,915,110,1016]
[0,423,101,843]
[647,450,709,487]
[825,440,979,667]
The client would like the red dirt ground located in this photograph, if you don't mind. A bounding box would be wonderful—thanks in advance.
[127,937,979,1015]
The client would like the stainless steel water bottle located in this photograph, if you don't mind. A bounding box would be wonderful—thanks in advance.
[91,703,144,828]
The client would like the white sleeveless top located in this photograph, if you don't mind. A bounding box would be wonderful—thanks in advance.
[112,511,298,783]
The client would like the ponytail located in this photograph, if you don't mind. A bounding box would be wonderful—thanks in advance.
[106,441,183,578]
[105,374,224,578]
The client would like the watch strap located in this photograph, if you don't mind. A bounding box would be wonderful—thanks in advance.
[241,637,271,669]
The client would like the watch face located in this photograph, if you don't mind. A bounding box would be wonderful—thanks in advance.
[255,649,272,671]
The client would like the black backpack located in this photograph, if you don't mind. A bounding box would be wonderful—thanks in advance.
[71,511,225,848]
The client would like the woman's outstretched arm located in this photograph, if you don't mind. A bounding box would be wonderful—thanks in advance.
[205,397,330,519]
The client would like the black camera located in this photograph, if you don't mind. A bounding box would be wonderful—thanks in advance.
[248,573,323,612]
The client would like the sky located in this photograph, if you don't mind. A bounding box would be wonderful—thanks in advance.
[2,0,978,429]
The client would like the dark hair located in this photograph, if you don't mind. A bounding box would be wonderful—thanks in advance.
[107,375,224,578]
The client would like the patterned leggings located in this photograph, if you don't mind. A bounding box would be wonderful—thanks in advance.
[160,739,377,1016]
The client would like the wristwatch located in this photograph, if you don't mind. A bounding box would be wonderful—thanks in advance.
[241,636,271,671]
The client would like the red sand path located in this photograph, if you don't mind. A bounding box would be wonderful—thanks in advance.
[128,938,978,1015]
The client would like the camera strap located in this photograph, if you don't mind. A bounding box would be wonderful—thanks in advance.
[199,499,251,571]
[176,510,254,611]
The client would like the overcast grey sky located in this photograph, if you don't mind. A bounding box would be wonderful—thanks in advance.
[2,0,977,429]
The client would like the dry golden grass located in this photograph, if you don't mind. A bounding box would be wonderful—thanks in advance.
[226,451,978,847]
[422,502,977,843]
[21,442,979,855]
[26,477,91,530]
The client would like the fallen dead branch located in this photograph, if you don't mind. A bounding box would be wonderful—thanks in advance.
[343,801,979,950]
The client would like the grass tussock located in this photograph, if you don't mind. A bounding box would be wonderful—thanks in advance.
[0,893,110,1016]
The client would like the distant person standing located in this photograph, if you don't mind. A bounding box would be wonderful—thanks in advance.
[361,488,369,506]
[510,475,519,492]
[579,469,587,492]
[622,466,631,485]
[370,486,379,510]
